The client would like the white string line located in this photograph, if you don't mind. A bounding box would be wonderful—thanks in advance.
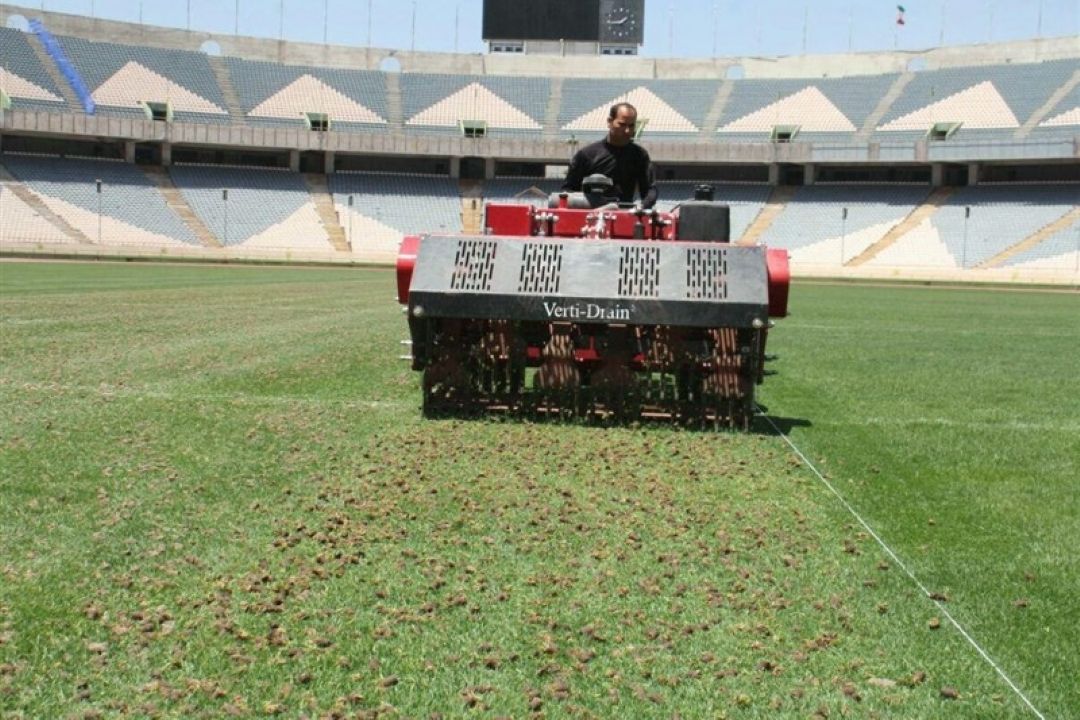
[760,410,1046,720]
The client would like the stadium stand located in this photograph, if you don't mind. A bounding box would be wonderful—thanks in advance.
[864,184,1079,269]
[0,178,78,244]
[1028,75,1080,139]
[1001,218,1080,270]
[168,165,332,250]
[0,8,1075,281]
[1,154,198,246]
[874,60,1079,142]
[54,34,230,123]
[223,57,389,130]
[716,75,900,143]
[0,26,68,111]
[931,184,1079,267]
[329,173,462,255]
[757,185,931,263]
[400,74,549,136]
[559,79,719,140]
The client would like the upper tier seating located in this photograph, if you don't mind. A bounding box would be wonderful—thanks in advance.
[1,154,198,246]
[169,165,331,249]
[715,74,900,143]
[0,27,67,111]
[874,59,1079,141]
[1028,77,1080,139]
[224,57,388,130]
[559,79,720,141]
[55,35,230,123]
[400,74,550,137]
[13,22,1077,146]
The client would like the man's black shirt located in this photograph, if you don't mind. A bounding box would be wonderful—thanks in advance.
[562,140,658,208]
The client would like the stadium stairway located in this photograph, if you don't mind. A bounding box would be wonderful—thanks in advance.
[140,166,222,247]
[542,77,564,140]
[26,30,84,113]
[737,185,799,245]
[207,55,247,124]
[460,180,483,234]
[698,80,735,138]
[302,174,350,251]
[0,163,93,243]
[1015,68,1080,139]
[385,72,404,130]
[855,72,915,141]
[849,186,952,266]
[978,205,1080,268]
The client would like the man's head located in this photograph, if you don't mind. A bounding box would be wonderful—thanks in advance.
[606,103,637,147]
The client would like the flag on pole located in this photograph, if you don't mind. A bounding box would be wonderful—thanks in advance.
[896,5,906,25]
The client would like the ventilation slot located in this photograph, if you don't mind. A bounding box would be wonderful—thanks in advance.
[450,239,498,291]
[517,243,563,294]
[686,247,729,300]
[617,246,660,298]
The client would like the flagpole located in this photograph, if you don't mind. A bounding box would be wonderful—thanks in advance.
[668,2,674,57]
[939,0,947,46]
[712,2,718,57]
[801,1,808,54]
[847,6,854,52]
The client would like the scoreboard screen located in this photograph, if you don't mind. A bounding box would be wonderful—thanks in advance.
[482,0,602,42]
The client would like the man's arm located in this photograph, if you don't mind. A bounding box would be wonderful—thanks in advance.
[638,150,658,208]
[562,150,588,192]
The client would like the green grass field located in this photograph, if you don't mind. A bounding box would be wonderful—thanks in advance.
[1,261,1077,719]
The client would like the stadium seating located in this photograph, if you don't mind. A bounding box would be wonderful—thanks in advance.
[0,27,68,111]
[2,19,1076,279]
[0,183,78,245]
[715,75,900,143]
[758,185,930,262]
[1029,79,1080,139]
[929,185,1079,267]
[168,165,331,249]
[224,57,389,130]
[559,79,717,140]
[866,184,1079,269]
[55,35,230,123]
[875,60,1078,140]
[329,173,462,254]
[400,74,549,136]
[12,20,1077,146]
[1002,219,1080,270]
[1,154,198,246]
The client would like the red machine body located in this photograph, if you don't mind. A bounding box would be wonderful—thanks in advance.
[397,202,790,318]
[396,196,790,428]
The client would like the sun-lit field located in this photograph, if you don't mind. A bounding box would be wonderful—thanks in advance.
[1,261,1077,719]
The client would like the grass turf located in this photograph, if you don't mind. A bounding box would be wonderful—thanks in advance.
[0,261,1076,718]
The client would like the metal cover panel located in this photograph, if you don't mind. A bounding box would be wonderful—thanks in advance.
[410,234,770,328]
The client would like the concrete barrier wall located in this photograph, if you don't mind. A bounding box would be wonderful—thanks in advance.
[2,239,1076,286]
